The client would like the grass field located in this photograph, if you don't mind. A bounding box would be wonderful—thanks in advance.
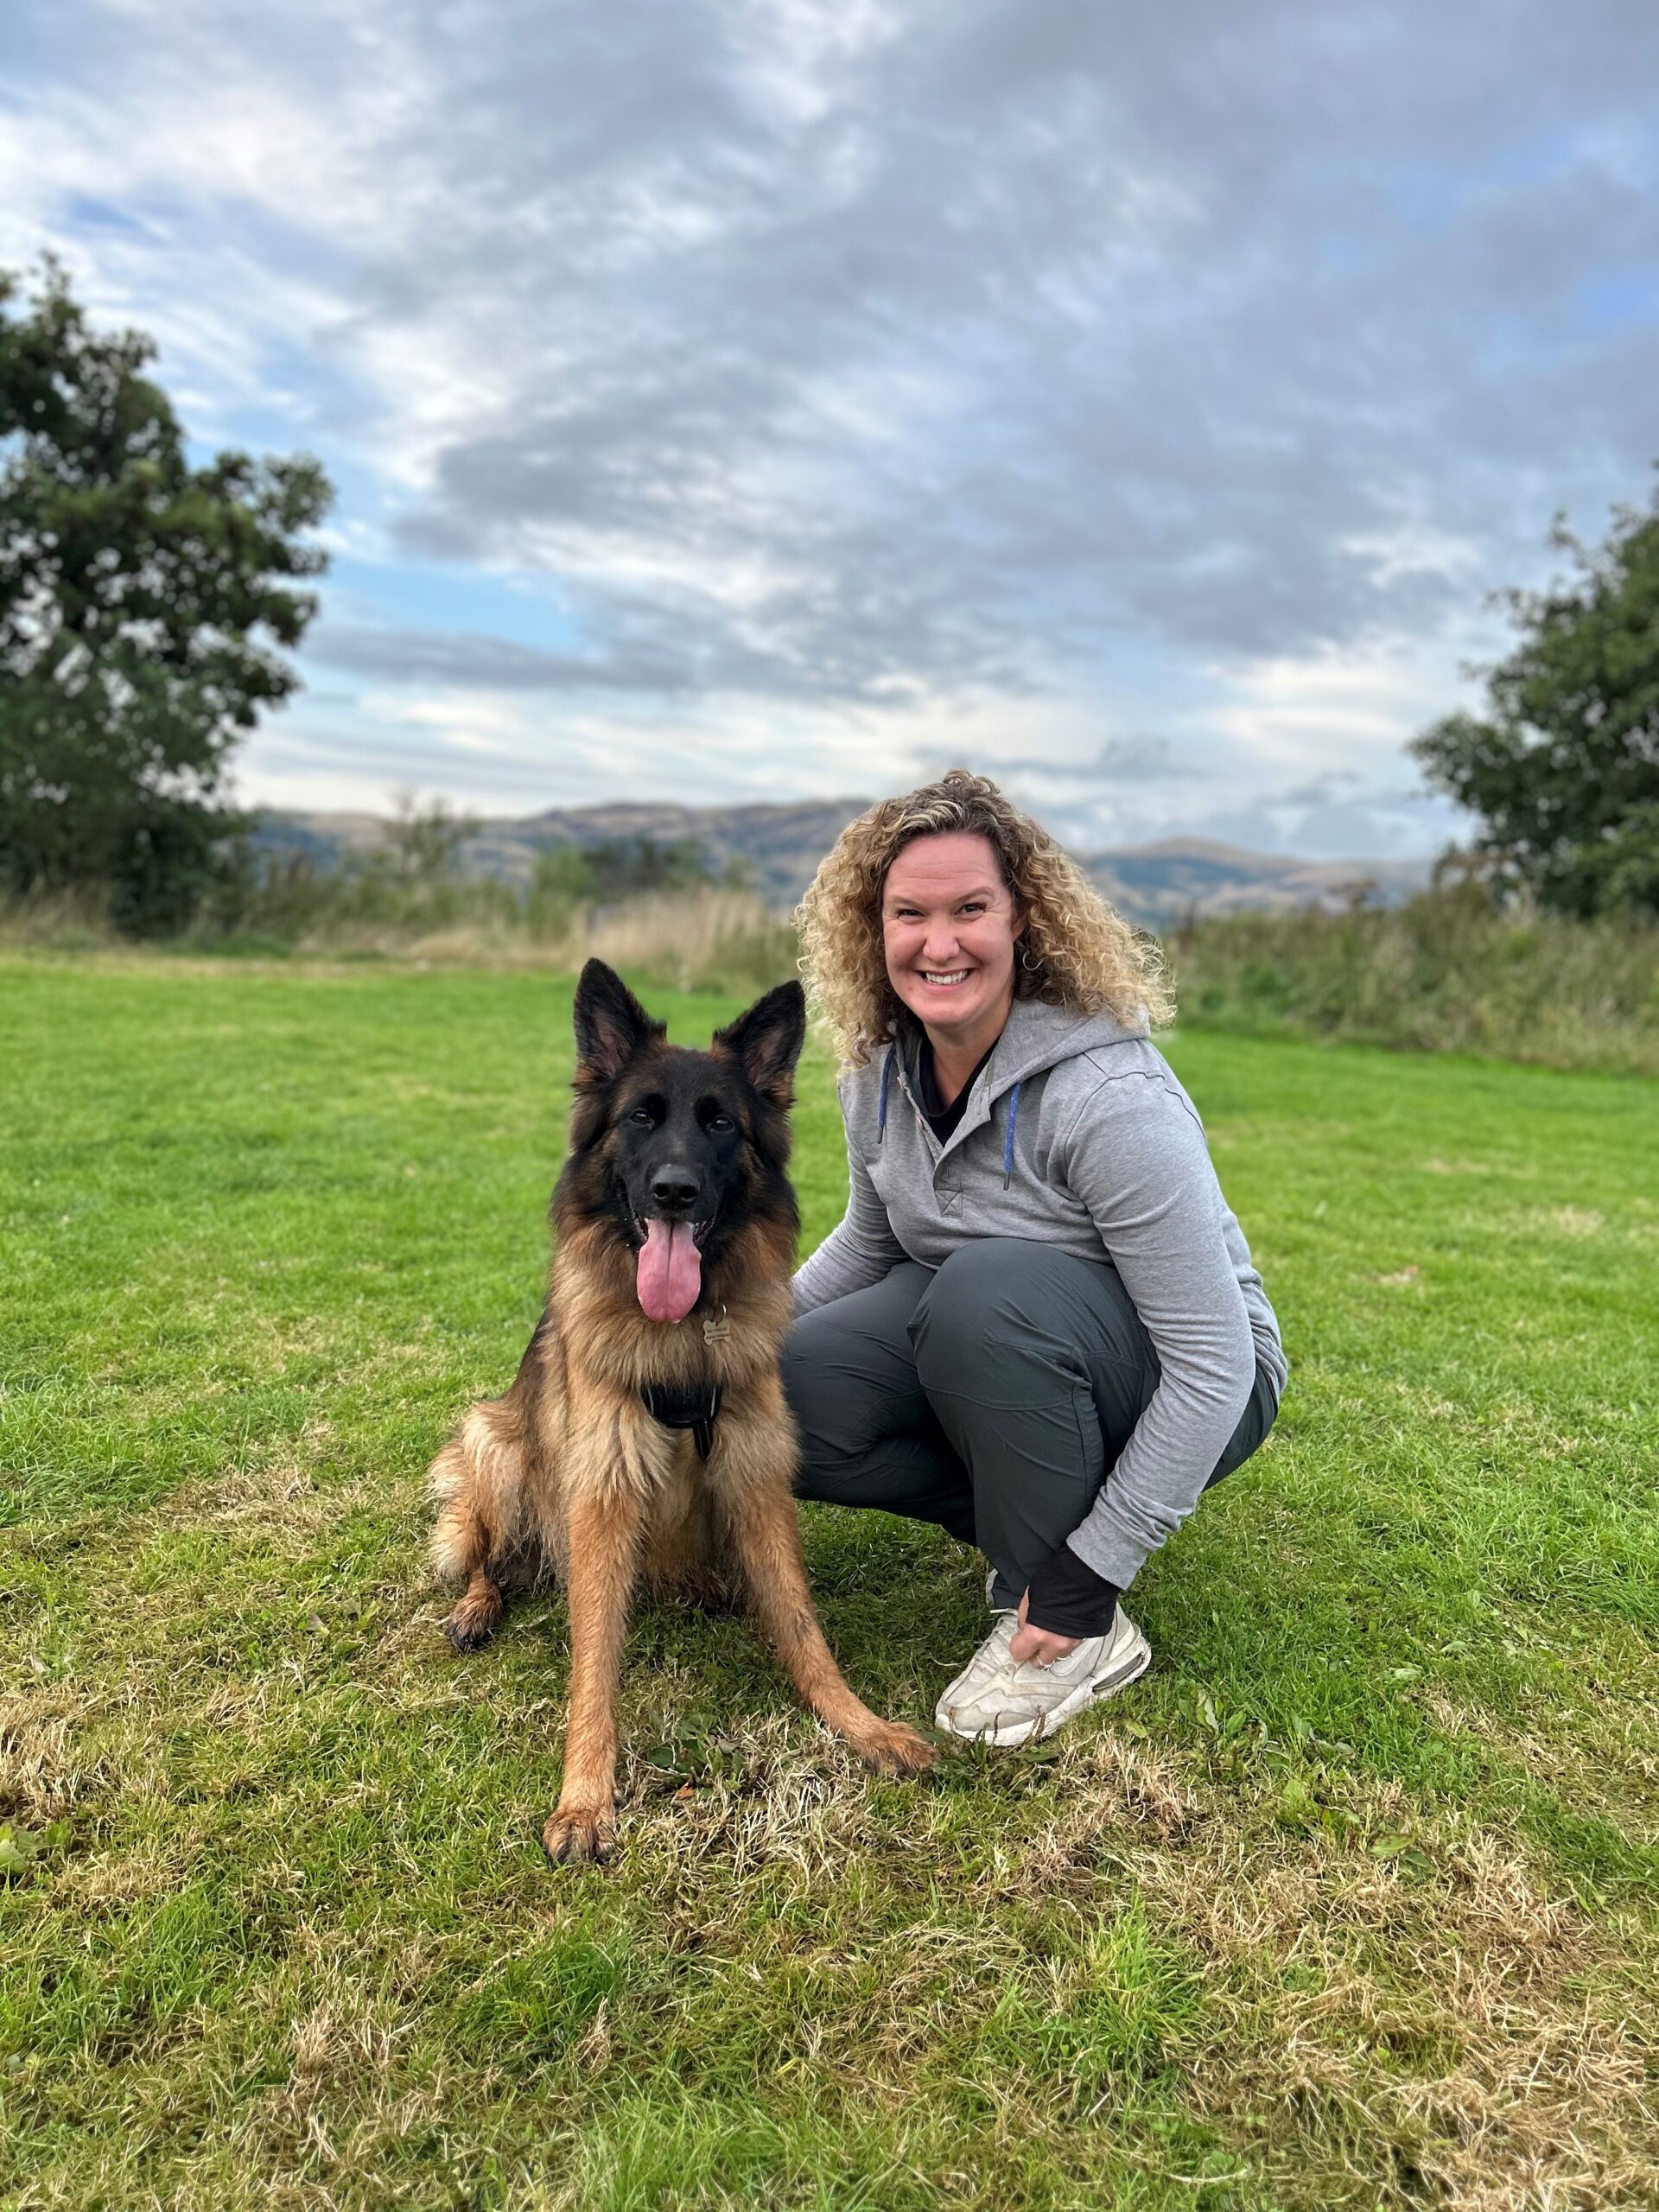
[3,955,1656,2211]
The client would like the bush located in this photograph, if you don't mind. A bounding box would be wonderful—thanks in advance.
[1170,886,1659,1075]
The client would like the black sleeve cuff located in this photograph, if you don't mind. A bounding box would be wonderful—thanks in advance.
[1024,1543,1120,1639]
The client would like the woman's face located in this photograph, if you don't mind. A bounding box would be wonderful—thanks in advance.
[881,831,1023,1045]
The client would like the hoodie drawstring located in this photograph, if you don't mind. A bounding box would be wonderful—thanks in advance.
[880,1045,1020,1177]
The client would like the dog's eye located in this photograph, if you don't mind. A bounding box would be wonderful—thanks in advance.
[628,1107,654,1127]
[708,1114,734,1134]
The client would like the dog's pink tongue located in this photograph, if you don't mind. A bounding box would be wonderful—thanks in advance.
[637,1218,702,1322]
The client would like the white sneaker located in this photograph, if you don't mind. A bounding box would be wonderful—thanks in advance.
[934,1605,1152,1747]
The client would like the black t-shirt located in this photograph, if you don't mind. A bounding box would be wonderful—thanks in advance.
[915,1034,997,1145]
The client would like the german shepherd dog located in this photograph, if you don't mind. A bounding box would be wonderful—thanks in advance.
[429,959,935,1863]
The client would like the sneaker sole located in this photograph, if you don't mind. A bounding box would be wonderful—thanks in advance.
[936,1630,1153,1748]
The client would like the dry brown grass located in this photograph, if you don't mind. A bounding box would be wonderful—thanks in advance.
[9,1401,1659,2212]
[9,1637,1659,2209]
[282,885,800,998]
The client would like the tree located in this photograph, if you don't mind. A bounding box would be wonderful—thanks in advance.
[526,834,724,911]
[379,791,477,885]
[1412,489,1659,919]
[0,260,332,931]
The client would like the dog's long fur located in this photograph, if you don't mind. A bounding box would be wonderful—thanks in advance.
[429,960,934,1863]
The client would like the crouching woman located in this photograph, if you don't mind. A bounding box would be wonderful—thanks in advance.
[782,770,1287,1746]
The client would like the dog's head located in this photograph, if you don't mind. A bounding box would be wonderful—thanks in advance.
[563,958,806,1321]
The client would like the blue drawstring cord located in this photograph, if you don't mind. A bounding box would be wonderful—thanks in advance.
[1002,1080,1021,1186]
[876,1046,893,1142]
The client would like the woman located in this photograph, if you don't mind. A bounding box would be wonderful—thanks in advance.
[782,770,1287,1747]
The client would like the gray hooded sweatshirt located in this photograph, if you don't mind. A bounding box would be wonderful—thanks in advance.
[791,996,1287,1593]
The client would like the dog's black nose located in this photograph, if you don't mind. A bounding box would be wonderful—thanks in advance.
[650,1166,700,1211]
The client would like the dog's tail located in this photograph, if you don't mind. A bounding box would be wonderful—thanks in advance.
[428,1397,533,1584]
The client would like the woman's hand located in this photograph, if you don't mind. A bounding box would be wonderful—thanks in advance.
[1007,1590,1080,1666]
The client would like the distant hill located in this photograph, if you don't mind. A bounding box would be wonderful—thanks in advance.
[252,799,865,912]
[251,803,1433,925]
[1078,837,1432,926]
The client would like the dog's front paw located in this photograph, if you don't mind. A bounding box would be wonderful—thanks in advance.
[543,1802,616,1866]
[856,1719,938,1777]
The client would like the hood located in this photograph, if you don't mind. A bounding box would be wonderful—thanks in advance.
[872,993,1152,1160]
[895,993,1148,1099]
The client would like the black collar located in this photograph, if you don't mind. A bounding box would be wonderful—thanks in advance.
[639,1379,724,1461]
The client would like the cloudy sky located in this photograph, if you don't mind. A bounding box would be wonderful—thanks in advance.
[5,1,1658,857]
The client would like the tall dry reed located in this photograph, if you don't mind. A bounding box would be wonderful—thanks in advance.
[298,885,799,998]
[1170,889,1659,1075]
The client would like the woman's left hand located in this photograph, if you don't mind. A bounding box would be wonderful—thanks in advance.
[1008,1591,1081,1667]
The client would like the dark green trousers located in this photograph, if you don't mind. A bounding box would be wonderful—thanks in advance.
[782,1239,1278,1610]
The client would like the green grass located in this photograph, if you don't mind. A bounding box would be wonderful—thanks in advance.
[3,953,1656,2210]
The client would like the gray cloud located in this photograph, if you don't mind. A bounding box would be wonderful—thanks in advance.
[308,620,704,697]
[1084,741,1196,782]
[17,0,1659,726]
[355,0,1659,699]
[912,738,1198,790]
[1279,773,1368,806]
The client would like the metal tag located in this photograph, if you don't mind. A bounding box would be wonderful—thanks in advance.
[702,1308,732,1344]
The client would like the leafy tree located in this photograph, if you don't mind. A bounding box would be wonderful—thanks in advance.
[528,835,724,909]
[378,792,477,886]
[0,259,332,931]
[1412,490,1659,918]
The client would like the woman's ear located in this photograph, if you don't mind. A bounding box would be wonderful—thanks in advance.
[1012,899,1037,973]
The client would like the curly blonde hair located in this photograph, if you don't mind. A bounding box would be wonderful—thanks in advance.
[796,768,1174,1067]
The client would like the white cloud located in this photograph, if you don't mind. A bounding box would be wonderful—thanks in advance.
[1204,633,1487,782]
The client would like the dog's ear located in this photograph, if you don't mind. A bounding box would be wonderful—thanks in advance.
[713,981,807,1107]
[572,959,664,1084]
